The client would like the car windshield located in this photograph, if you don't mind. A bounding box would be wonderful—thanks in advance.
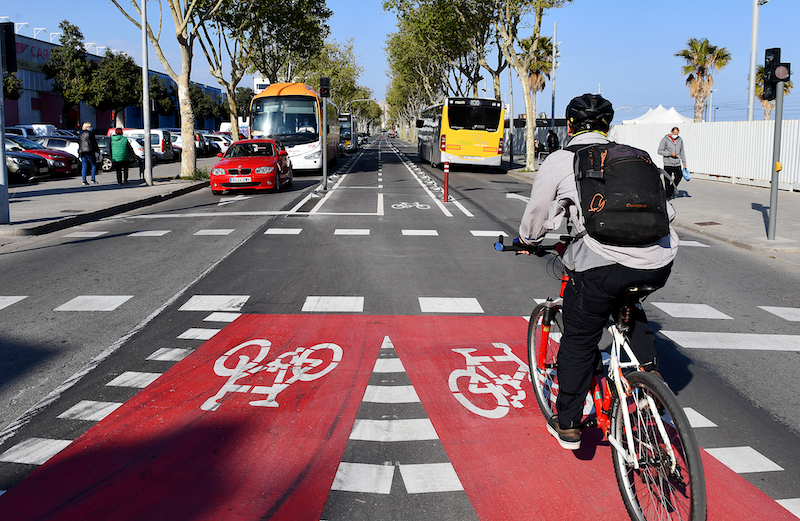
[8,136,44,149]
[225,143,275,158]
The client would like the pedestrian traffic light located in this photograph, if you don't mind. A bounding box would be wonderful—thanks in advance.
[762,48,790,102]
[319,77,330,98]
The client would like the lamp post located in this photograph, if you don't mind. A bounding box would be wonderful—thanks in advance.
[748,0,769,121]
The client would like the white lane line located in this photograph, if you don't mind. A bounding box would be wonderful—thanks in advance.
[450,198,474,217]
[395,153,452,217]
[679,240,710,247]
[372,358,406,373]
[0,438,73,465]
[106,371,162,388]
[471,230,508,237]
[334,229,370,236]
[399,463,464,493]
[349,419,439,442]
[203,312,241,322]
[128,230,171,237]
[194,229,235,236]
[402,230,439,236]
[759,306,800,322]
[651,303,732,319]
[506,192,530,203]
[264,228,303,235]
[179,295,249,312]
[58,400,122,421]
[683,407,718,428]
[177,328,221,340]
[302,296,364,313]
[64,231,108,238]
[54,295,133,312]
[776,498,800,517]
[377,192,384,216]
[330,462,395,494]
[362,385,420,403]
[0,296,27,311]
[147,348,192,362]
[660,331,800,351]
[126,211,294,219]
[309,149,366,214]
[419,297,484,314]
[705,446,784,474]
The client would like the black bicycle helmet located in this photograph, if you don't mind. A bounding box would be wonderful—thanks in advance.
[566,94,614,130]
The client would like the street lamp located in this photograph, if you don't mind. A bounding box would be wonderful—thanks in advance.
[748,0,769,121]
[15,22,28,33]
[50,32,62,43]
[33,27,46,39]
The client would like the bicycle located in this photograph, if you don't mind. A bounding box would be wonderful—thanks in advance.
[495,235,706,521]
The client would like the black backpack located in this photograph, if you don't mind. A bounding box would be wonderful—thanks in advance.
[566,142,669,247]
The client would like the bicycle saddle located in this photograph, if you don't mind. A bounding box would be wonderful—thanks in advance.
[623,285,659,301]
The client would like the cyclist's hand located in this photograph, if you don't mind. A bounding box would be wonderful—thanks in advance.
[512,237,532,255]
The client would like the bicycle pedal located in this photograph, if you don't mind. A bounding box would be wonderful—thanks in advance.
[579,418,598,430]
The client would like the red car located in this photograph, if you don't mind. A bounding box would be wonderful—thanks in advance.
[210,139,293,195]
[5,135,81,177]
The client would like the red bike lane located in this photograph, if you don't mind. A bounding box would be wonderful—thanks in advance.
[0,315,792,520]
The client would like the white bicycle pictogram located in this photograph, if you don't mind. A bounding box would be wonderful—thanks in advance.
[201,339,343,411]
[391,201,430,210]
[448,343,530,419]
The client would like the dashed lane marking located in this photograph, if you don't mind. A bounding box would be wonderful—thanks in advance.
[264,228,303,235]
[54,295,133,312]
[683,407,718,428]
[0,296,27,310]
[334,228,370,235]
[302,296,365,313]
[661,331,800,351]
[203,312,241,322]
[58,400,123,422]
[418,297,484,314]
[128,230,171,237]
[760,306,800,322]
[651,302,733,319]
[0,438,72,465]
[194,229,235,236]
[680,240,710,247]
[178,295,249,312]
[106,371,162,388]
[147,348,192,362]
[64,231,109,238]
[402,229,439,236]
[362,385,421,403]
[177,327,221,340]
[706,446,785,474]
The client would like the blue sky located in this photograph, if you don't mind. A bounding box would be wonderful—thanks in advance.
[4,0,798,123]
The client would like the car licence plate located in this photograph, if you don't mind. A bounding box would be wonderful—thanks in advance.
[229,176,251,183]
[39,167,49,173]
[462,156,481,161]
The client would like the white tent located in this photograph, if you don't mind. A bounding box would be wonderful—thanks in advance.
[622,105,694,125]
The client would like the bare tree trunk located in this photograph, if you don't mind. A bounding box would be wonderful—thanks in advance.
[178,47,197,178]
[520,78,536,169]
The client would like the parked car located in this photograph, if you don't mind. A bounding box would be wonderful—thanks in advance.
[170,131,212,157]
[31,135,80,158]
[210,139,293,195]
[4,135,81,177]
[205,133,232,154]
[52,129,78,137]
[106,128,175,162]
[5,124,55,138]
[5,150,50,184]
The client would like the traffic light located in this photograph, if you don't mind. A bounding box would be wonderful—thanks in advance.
[319,77,330,98]
[763,48,791,102]
[1,22,16,74]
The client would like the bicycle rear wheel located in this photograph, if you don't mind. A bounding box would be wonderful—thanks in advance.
[610,371,706,521]
[527,304,563,419]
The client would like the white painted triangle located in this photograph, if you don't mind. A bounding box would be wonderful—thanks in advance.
[218,195,252,206]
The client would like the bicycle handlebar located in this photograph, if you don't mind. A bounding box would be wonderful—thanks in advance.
[494,235,571,257]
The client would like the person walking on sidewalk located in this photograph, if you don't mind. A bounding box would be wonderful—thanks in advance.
[658,127,688,198]
[110,128,132,185]
[78,122,100,186]
[547,129,560,152]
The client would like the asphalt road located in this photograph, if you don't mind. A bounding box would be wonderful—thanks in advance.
[0,136,798,519]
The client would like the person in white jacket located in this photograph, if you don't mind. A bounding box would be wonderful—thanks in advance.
[517,94,678,451]
[657,127,688,198]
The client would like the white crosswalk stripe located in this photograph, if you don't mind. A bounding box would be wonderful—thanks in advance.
[651,303,733,319]
[0,296,27,311]
[0,438,72,465]
[106,371,162,388]
[179,295,249,312]
[759,306,800,322]
[58,400,122,421]
[54,295,133,312]
[705,446,784,473]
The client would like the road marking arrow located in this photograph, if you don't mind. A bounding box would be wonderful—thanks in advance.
[218,195,252,206]
[506,192,530,203]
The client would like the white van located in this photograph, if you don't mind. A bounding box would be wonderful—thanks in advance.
[113,128,175,161]
[6,124,56,138]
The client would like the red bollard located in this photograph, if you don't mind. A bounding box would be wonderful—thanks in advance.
[444,162,450,202]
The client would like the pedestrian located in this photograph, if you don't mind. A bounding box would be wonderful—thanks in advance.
[78,122,100,185]
[546,129,560,152]
[516,94,677,450]
[657,127,688,199]
[110,128,132,185]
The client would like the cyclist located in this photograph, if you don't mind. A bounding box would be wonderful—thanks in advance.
[516,94,679,450]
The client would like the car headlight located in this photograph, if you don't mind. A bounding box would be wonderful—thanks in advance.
[304,151,321,160]
[211,168,225,176]
[10,157,31,165]
[53,160,66,167]
[255,166,274,174]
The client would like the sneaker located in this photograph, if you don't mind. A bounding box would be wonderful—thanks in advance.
[91,180,99,184]
[82,181,90,186]
[547,415,581,450]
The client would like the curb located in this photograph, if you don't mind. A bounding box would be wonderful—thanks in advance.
[0,181,209,237]
[672,222,800,253]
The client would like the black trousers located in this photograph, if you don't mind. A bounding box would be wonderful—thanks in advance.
[664,165,682,198]
[115,160,129,184]
[556,262,673,429]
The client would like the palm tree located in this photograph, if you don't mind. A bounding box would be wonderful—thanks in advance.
[755,64,794,121]
[676,38,732,122]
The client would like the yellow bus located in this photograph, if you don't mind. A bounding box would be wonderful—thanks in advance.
[249,83,339,172]
[416,97,505,169]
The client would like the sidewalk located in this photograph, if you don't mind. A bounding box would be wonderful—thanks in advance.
[506,165,800,255]
[0,158,216,238]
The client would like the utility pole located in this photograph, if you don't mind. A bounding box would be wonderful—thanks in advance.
[142,0,153,186]
[767,79,786,240]
[550,22,557,131]
[748,0,769,121]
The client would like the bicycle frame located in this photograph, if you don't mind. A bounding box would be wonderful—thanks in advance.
[536,269,678,472]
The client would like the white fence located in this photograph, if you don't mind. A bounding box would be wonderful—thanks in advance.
[609,120,800,192]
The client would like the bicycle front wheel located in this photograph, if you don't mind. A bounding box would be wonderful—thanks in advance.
[610,371,706,521]
[527,304,563,420]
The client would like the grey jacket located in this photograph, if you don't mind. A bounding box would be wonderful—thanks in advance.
[518,131,678,272]
[657,134,686,168]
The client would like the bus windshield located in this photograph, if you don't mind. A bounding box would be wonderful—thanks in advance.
[251,95,319,145]
[447,102,502,132]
